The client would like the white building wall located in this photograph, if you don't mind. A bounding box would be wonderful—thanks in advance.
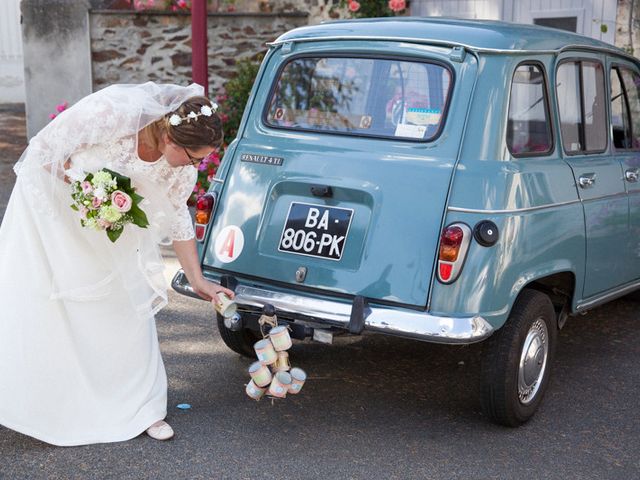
[411,0,618,45]
[412,0,505,20]
[0,0,26,103]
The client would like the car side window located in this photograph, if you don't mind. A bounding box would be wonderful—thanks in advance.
[610,68,632,149]
[506,63,553,156]
[556,60,607,154]
[619,68,640,149]
[556,62,582,152]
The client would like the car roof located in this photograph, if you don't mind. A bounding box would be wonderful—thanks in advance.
[272,17,631,57]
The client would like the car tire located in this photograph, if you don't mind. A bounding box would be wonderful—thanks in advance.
[480,288,557,427]
[623,289,640,301]
[216,313,261,358]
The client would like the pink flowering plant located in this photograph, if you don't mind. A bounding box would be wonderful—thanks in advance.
[49,102,68,120]
[334,0,407,18]
[126,0,191,11]
[70,169,149,242]
[190,149,222,204]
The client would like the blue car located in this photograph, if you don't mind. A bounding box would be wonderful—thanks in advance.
[174,17,640,426]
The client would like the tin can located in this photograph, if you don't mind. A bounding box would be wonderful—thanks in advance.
[289,367,307,394]
[254,339,277,365]
[245,379,266,401]
[248,361,272,387]
[213,292,237,318]
[272,351,291,372]
[269,325,292,351]
[268,371,292,398]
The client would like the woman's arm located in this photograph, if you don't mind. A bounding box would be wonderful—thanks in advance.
[172,238,235,302]
[42,158,72,183]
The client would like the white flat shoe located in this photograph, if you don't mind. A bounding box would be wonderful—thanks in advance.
[146,420,174,441]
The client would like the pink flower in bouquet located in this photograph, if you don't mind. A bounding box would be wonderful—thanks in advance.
[348,0,360,12]
[92,197,103,209]
[388,0,405,12]
[81,181,93,194]
[79,206,89,218]
[97,219,113,229]
[111,191,133,213]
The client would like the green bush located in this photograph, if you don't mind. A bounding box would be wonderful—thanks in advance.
[189,54,263,204]
[216,54,264,146]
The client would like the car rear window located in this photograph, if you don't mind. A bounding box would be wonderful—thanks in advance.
[265,56,452,141]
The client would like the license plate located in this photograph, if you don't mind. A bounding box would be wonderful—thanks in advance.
[278,202,354,260]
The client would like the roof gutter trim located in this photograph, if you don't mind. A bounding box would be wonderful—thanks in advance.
[267,35,637,63]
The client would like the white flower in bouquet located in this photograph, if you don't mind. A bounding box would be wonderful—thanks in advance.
[93,187,108,202]
[84,218,100,231]
[92,171,116,189]
[99,205,123,223]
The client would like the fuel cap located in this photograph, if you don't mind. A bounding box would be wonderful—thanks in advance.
[474,220,499,247]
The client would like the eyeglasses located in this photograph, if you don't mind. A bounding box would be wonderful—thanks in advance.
[182,146,207,166]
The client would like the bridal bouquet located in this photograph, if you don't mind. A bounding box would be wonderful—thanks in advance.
[70,168,149,242]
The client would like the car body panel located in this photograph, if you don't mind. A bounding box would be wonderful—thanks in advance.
[202,41,479,307]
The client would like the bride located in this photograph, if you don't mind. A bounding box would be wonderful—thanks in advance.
[0,82,234,445]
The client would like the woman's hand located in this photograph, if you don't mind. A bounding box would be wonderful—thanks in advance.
[172,239,234,303]
[191,278,235,303]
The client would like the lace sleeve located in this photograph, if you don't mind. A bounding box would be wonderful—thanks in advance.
[168,167,198,241]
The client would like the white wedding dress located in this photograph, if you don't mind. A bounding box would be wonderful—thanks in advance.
[0,83,200,446]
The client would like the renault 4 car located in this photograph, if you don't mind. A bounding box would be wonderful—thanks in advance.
[173,17,640,426]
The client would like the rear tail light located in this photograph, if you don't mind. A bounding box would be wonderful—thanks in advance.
[194,193,216,242]
[437,223,471,283]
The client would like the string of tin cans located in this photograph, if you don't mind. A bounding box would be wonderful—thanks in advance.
[245,306,307,401]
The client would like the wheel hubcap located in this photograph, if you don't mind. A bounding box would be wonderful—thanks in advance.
[518,318,549,405]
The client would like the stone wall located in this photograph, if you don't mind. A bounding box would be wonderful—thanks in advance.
[275,0,343,24]
[90,10,309,93]
[615,0,640,55]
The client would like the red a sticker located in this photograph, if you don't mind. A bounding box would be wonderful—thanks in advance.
[214,226,244,264]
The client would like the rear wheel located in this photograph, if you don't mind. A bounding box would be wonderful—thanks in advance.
[480,289,557,427]
[216,313,261,358]
[623,288,640,301]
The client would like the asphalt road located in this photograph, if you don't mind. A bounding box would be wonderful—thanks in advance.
[1,106,639,479]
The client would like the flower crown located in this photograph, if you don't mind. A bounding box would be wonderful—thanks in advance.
[168,103,218,127]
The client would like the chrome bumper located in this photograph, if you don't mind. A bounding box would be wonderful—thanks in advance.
[171,270,494,344]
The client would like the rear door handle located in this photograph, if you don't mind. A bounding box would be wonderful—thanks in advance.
[625,168,639,183]
[578,173,596,188]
